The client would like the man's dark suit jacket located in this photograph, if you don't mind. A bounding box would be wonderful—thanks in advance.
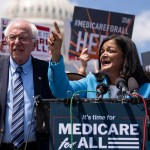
[0,56,54,150]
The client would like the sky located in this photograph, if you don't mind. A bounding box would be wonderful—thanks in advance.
[70,0,150,62]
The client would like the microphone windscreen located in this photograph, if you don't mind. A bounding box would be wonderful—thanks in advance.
[128,77,139,92]
[96,83,108,94]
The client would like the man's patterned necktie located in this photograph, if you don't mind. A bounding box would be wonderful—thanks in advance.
[11,66,24,148]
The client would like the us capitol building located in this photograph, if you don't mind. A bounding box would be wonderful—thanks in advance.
[1,0,74,31]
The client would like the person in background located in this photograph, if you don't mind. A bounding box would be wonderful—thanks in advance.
[0,18,54,150]
[78,48,98,76]
[64,48,89,80]
[78,48,90,76]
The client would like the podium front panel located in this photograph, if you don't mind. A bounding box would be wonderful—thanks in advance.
[49,102,146,150]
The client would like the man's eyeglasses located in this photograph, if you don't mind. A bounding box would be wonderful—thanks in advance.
[7,35,35,43]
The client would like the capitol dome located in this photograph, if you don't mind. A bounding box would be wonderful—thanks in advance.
[1,0,74,30]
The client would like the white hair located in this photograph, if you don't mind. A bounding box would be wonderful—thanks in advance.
[4,18,38,40]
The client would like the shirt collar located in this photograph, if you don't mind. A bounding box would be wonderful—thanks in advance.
[10,56,32,75]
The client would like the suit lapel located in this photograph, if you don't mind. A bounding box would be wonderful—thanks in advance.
[0,56,10,113]
[32,57,43,96]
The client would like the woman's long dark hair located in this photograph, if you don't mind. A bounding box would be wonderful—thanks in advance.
[95,35,149,85]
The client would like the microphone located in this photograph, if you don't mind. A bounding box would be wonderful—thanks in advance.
[115,78,128,99]
[128,77,139,94]
[34,95,49,135]
[96,83,108,98]
[128,77,140,101]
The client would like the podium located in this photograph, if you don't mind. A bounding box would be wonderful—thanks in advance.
[35,97,150,150]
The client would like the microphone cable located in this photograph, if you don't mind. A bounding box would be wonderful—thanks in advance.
[127,77,148,149]
[70,90,96,150]
[128,93,148,150]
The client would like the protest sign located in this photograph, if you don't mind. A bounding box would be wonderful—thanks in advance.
[50,102,146,149]
[69,6,135,60]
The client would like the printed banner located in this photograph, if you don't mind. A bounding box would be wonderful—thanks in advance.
[69,6,135,60]
[49,102,146,149]
[0,18,51,60]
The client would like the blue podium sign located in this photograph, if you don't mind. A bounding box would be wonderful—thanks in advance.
[49,102,146,150]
